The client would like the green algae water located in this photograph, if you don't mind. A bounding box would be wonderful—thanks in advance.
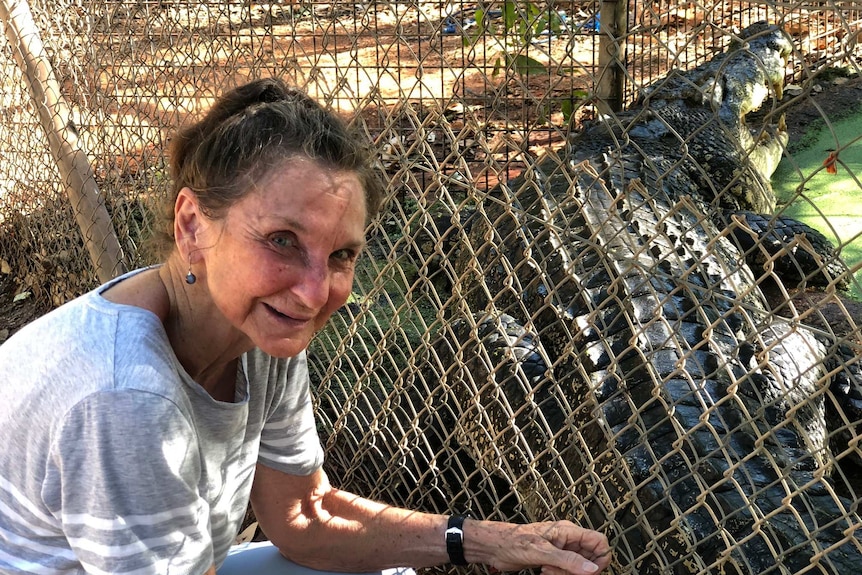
[772,111,862,301]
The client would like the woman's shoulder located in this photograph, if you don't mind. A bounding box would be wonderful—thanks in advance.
[97,266,169,321]
[0,277,175,404]
[0,282,182,453]
[4,291,158,361]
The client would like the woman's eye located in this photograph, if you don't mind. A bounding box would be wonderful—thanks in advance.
[271,235,295,249]
[332,249,358,263]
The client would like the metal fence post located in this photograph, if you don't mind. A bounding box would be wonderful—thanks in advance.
[596,0,629,114]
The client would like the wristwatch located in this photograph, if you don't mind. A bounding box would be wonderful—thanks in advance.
[446,515,468,565]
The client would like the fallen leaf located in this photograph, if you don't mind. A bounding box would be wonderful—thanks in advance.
[235,521,258,544]
[13,292,31,302]
[823,151,838,174]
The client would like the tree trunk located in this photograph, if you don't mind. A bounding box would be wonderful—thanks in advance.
[0,0,126,283]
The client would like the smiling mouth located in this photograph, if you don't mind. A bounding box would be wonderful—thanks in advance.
[264,303,311,324]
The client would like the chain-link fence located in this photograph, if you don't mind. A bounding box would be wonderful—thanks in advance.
[2,1,861,573]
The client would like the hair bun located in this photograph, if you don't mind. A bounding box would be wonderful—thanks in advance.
[257,80,288,104]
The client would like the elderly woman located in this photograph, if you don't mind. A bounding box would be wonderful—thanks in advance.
[0,78,610,575]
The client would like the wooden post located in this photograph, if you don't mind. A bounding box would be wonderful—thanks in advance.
[0,0,126,283]
[596,0,629,114]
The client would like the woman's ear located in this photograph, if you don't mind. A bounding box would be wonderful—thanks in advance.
[174,187,204,261]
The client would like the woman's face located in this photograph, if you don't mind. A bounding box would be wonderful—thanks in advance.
[198,157,367,358]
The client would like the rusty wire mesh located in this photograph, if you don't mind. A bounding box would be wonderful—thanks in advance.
[1,1,862,573]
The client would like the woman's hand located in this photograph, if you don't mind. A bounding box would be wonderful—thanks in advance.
[466,519,611,575]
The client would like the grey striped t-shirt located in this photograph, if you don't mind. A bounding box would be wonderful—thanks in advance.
[0,269,325,573]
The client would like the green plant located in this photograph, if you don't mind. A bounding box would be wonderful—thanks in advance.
[465,1,563,74]
[463,1,586,122]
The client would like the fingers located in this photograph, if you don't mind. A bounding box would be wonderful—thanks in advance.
[535,521,611,575]
[478,519,611,575]
[542,541,608,575]
[541,560,599,575]
[542,554,601,575]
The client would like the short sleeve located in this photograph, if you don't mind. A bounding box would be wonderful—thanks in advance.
[256,351,325,475]
[44,390,214,574]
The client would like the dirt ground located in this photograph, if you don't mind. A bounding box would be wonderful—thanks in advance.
[780,74,862,147]
[1,74,861,343]
[0,271,50,344]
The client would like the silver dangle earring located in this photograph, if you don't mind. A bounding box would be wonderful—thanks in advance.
[185,256,197,285]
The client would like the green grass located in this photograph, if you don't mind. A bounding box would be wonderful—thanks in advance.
[772,112,862,301]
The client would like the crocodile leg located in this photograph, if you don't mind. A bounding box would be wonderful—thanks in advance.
[722,210,851,291]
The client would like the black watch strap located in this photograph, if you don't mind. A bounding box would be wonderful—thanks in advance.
[446,515,468,565]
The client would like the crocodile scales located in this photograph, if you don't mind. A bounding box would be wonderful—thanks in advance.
[412,22,862,574]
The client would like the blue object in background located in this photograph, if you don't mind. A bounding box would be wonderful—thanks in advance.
[584,12,600,32]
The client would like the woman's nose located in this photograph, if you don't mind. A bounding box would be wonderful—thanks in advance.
[291,260,330,310]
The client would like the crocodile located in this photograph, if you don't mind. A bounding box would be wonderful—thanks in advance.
[398,22,862,574]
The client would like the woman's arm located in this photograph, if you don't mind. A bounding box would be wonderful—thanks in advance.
[250,464,611,575]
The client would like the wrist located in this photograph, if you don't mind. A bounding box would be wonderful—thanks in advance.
[446,515,469,565]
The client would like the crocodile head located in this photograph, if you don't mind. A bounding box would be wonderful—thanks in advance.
[640,21,793,121]
[717,21,794,125]
[715,23,792,212]
[628,23,792,213]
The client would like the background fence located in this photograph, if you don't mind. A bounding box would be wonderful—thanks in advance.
[1,1,861,573]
